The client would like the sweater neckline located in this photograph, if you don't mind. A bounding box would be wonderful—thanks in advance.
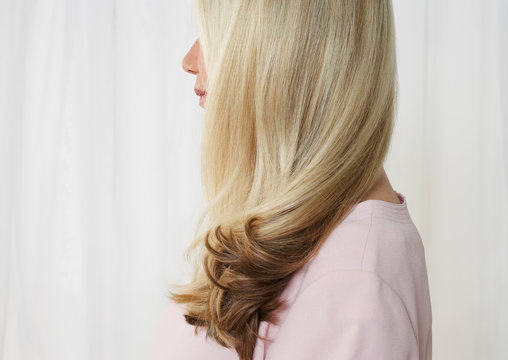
[342,190,411,223]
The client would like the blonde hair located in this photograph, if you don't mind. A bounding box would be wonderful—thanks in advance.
[168,1,398,359]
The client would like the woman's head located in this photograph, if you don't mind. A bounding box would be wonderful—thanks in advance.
[182,38,208,108]
[171,1,398,359]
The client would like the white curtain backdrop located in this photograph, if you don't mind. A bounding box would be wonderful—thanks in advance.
[391,1,508,359]
[0,1,506,359]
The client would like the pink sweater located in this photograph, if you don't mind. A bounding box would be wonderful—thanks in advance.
[151,191,432,359]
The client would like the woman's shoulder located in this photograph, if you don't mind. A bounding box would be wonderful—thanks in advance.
[306,192,423,281]
[284,195,432,358]
[262,195,432,358]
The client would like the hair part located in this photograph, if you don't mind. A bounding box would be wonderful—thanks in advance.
[168,1,398,359]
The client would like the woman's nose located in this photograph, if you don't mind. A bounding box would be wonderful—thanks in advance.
[182,40,199,75]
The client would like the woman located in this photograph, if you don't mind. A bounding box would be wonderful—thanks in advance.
[152,1,432,359]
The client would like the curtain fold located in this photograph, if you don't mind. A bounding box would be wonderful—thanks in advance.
[1,1,204,359]
[419,0,508,358]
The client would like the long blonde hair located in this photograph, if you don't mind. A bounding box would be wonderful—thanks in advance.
[168,1,398,359]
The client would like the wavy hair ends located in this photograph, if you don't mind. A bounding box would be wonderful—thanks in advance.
[168,1,398,359]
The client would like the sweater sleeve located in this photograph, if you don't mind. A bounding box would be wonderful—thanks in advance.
[265,270,419,360]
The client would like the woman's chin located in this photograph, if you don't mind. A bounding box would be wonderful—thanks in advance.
[199,94,207,108]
